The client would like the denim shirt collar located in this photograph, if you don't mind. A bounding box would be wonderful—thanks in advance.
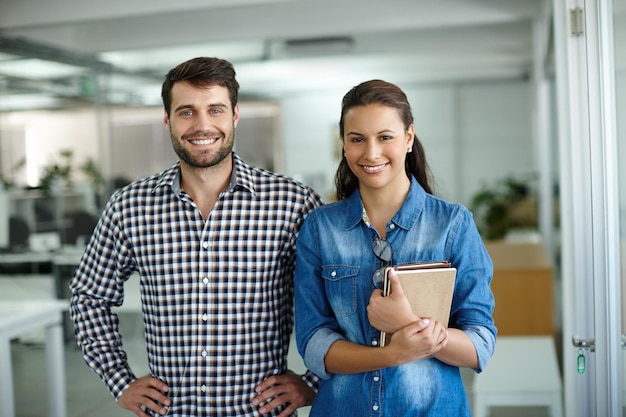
[343,175,427,232]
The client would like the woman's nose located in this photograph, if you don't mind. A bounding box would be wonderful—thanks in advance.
[364,141,381,160]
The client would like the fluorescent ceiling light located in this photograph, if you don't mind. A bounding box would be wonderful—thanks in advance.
[99,40,266,73]
[0,58,87,79]
[0,93,62,111]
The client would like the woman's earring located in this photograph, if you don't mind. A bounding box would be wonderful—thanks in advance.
[407,147,413,153]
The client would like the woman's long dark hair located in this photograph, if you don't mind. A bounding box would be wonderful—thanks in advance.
[334,79,434,200]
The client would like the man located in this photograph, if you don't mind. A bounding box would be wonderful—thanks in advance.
[70,57,321,417]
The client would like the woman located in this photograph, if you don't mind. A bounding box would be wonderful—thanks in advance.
[294,80,496,416]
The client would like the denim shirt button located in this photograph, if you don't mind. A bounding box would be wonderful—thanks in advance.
[331,270,337,277]
[389,223,395,230]
[371,339,378,346]
[373,375,380,381]
[372,404,379,411]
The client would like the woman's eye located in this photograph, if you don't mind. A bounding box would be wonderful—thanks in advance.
[380,135,393,141]
[350,137,363,143]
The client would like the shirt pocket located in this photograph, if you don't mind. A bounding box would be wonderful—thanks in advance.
[321,265,359,317]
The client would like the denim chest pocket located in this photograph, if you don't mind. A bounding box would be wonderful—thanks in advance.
[322,266,359,317]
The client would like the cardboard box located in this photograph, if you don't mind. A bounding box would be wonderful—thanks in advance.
[485,241,554,336]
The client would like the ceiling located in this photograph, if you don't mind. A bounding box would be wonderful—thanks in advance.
[0,0,554,111]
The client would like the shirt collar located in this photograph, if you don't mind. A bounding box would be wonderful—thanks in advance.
[151,152,256,196]
[343,175,427,231]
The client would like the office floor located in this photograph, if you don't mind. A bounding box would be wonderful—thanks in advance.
[10,312,554,417]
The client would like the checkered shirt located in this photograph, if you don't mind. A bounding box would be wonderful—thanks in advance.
[69,153,322,416]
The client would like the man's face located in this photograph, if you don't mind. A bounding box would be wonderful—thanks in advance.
[164,81,239,169]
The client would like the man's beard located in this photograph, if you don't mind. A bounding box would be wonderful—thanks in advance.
[171,129,234,169]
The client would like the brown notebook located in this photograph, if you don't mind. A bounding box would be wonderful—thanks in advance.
[379,261,456,347]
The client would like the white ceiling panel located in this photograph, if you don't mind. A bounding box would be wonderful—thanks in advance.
[0,0,547,110]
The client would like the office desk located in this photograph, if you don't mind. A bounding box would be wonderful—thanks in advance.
[0,248,83,299]
[0,300,68,417]
[0,251,54,274]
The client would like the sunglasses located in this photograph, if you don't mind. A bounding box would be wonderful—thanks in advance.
[371,236,393,289]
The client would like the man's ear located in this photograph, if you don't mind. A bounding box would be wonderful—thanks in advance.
[233,103,240,128]
[164,110,170,129]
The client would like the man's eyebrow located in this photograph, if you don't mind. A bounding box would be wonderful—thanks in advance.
[173,104,194,113]
[173,102,228,113]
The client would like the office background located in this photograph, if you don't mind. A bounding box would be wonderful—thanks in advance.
[0,0,624,416]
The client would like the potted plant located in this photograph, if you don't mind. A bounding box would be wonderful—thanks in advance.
[39,149,74,197]
[469,175,538,241]
[0,158,26,190]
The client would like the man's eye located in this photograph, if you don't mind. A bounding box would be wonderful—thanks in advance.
[180,110,193,117]
[210,108,223,114]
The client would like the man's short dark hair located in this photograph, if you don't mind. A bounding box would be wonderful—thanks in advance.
[161,57,239,116]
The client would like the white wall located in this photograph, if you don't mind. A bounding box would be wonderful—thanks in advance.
[280,91,343,202]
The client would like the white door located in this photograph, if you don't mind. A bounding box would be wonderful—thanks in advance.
[616,1,626,415]
[554,0,624,415]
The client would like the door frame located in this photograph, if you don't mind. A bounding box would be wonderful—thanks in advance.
[553,0,622,415]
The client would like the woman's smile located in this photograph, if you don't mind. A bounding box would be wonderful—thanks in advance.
[360,163,388,174]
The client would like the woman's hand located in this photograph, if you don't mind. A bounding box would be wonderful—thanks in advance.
[385,318,449,366]
[367,268,417,333]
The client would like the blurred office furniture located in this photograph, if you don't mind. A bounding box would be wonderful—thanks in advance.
[64,210,98,246]
[8,217,30,251]
[474,243,561,416]
[485,240,554,336]
[1,186,97,244]
[0,300,67,417]
[473,336,563,417]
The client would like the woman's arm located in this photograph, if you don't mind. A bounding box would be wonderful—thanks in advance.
[432,328,478,368]
[324,318,447,374]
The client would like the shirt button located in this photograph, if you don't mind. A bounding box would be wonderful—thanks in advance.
[372,404,379,411]
[202,277,209,285]
[389,224,395,230]
[202,241,209,249]
[201,313,208,321]
[200,385,208,393]
[331,270,337,277]
[373,375,380,382]
[201,350,208,357]
[371,339,378,346]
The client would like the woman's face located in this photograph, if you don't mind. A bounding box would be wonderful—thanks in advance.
[342,104,414,194]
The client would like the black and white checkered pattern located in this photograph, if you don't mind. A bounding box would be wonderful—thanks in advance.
[70,153,322,416]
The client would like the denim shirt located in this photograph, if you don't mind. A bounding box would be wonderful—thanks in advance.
[294,176,496,417]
